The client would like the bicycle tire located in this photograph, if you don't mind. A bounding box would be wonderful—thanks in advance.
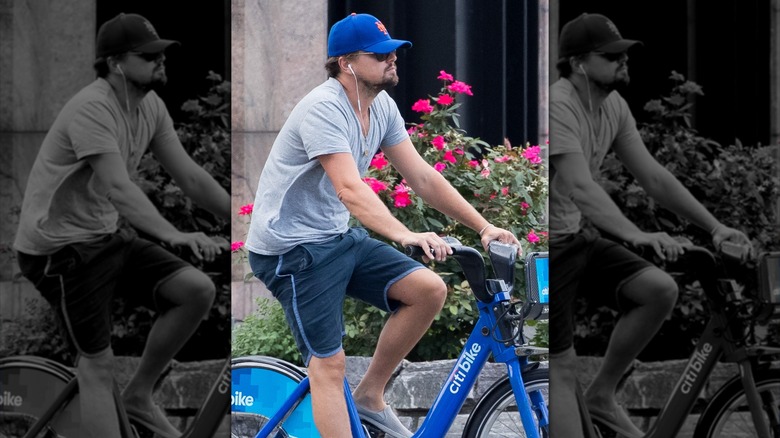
[693,368,780,438]
[231,356,320,438]
[0,356,81,438]
[462,367,549,438]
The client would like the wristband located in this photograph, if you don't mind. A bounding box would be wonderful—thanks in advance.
[709,223,725,235]
[478,223,494,236]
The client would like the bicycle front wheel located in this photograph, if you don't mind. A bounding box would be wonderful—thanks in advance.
[462,367,549,438]
[231,356,320,438]
[0,356,81,438]
[694,368,780,438]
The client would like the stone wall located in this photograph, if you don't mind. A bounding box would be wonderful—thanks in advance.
[114,357,230,435]
[113,355,756,437]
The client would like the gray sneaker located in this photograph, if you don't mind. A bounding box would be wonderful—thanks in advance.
[356,404,413,438]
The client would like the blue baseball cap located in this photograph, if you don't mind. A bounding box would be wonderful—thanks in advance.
[327,13,412,57]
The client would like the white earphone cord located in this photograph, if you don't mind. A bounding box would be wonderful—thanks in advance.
[348,65,361,113]
[117,66,130,113]
[580,65,593,113]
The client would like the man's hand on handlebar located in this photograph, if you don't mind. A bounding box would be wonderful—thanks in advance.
[631,232,692,263]
[168,232,230,262]
[711,224,753,259]
[400,232,453,262]
[480,226,523,257]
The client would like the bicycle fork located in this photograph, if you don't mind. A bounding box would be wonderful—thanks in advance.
[739,361,775,438]
[506,359,546,438]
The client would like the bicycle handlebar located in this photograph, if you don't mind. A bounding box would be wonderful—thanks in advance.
[405,237,519,303]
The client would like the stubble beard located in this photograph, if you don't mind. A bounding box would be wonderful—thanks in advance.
[597,66,630,93]
[365,70,399,94]
[133,67,168,93]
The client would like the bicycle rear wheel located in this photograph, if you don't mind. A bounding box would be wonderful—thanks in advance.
[694,368,780,438]
[462,367,549,438]
[0,356,81,438]
[231,356,320,438]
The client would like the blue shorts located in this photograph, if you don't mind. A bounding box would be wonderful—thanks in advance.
[249,228,426,365]
[16,228,193,357]
[549,231,656,355]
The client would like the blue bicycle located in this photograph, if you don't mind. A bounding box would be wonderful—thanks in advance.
[230,237,549,437]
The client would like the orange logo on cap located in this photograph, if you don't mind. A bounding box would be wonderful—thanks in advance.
[375,21,388,35]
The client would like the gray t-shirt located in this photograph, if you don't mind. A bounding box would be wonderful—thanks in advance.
[14,78,178,255]
[245,77,409,255]
[549,78,643,238]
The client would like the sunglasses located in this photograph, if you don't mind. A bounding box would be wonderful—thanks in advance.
[356,51,395,62]
[592,51,627,62]
[129,51,164,62]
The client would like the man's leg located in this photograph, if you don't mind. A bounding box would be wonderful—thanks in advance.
[308,352,352,437]
[76,348,122,438]
[585,268,677,433]
[122,268,215,433]
[352,268,446,410]
[550,347,585,438]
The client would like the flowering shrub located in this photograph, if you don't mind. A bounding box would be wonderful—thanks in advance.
[578,71,780,360]
[362,70,547,252]
[232,71,549,361]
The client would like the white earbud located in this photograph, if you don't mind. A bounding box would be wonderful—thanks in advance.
[579,64,585,74]
[116,64,124,75]
[348,64,355,76]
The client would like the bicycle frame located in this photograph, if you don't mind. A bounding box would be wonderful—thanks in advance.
[7,356,230,438]
[639,248,776,438]
[181,358,231,438]
[255,289,549,438]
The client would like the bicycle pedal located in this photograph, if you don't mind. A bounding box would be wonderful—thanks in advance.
[362,421,387,438]
[130,422,156,438]
[593,421,618,438]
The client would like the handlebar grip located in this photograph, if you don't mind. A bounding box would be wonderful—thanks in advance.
[405,245,428,258]
[719,241,752,263]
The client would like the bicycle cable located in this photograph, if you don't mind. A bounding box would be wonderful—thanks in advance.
[489,301,525,345]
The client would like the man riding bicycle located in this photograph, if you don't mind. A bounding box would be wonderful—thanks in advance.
[548,12,751,438]
[14,13,230,438]
[244,12,521,438]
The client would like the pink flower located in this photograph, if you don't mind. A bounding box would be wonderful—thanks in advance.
[527,231,540,244]
[370,152,389,170]
[467,160,479,168]
[407,125,418,135]
[437,70,454,81]
[362,177,388,194]
[521,201,530,210]
[454,148,465,155]
[501,186,509,196]
[436,94,454,105]
[480,167,491,179]
[523,145,542,164]
[495,155,512,163]
[431,135,447,150]
[238,204,254,215]
[412,99,434,113]
[433,162,446,173]
[443,150,457,164]
[231,241,245,252]
[448,80,474,96]
[392,184,412,208]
